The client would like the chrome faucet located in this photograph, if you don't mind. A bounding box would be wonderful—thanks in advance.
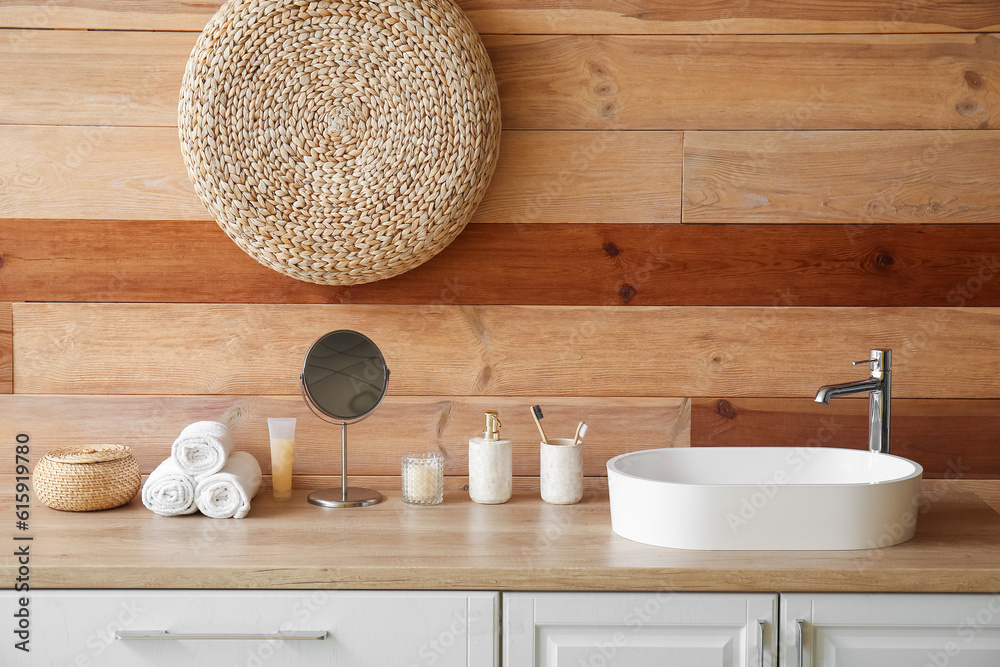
[814,349,891,454]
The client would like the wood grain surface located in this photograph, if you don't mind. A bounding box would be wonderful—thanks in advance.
[5,221,1000,306]
[8,482,1000,591]
[684,131,1000,224]
[0,303,10,394]
[474,131,681,224]
[0,395,689,477]
[7,31,999,131]
[488,33,1000,130]
[12,303,1000,398]
[0,127,676,221]
[3,0,998,34]
[691,398,1000,479]
[0,126,206,220]
[0,29,189,126]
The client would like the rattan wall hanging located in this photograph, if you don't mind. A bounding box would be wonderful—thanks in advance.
[178,0,501,285]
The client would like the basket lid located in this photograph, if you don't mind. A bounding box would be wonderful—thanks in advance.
[43,445,134,465]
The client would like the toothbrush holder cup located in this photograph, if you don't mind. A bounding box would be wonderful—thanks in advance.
[540,438,583,505]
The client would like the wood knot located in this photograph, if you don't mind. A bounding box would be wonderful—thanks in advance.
[0,254,5,270]
[600,101,619,117]
[594,82,617,96]
[876,252,895,267]
[716,399,738,420]
[618,284,637,303]
[603,242,622,257]
[956,100,983,116]
[964,70,983,89]
[589,62,611,78]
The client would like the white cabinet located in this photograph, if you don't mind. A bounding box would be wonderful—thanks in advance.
[504,592,778,667]
[2,590,498,666]
[780,593,1000,667]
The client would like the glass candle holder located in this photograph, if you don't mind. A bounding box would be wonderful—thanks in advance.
[401,452,444,505]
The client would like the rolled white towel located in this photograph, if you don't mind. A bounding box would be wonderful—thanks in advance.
[171,420,234,479]
[142,458,198,516]
[194,451,262,519]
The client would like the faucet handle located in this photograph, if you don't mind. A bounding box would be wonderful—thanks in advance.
[852,349,891,372]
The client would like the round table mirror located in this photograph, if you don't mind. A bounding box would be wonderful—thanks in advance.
[300,330,389,508]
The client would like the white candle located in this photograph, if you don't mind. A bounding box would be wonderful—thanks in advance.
[402,453,444,505]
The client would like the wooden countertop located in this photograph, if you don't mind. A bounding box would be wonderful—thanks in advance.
[8,480,1000,592]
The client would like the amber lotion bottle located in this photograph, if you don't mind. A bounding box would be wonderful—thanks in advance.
[267,418,296,500]
[468,411,512,504]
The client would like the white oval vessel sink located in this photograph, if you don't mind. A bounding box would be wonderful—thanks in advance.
[607,447,923,550]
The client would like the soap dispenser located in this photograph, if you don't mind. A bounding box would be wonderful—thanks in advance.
[468,410,512,504]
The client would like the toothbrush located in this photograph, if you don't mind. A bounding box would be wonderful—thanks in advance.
[531,405,548,444]
[572,422,588,446]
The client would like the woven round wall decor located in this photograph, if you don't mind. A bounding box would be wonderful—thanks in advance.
[178,0,501,285]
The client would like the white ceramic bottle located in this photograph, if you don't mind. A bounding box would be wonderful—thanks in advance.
[468,410,512,504]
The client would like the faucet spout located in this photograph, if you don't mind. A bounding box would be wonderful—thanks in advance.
[814,350,891,454]
[814,378,882,404]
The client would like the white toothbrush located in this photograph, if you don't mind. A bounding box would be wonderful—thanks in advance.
[572,422,588,446]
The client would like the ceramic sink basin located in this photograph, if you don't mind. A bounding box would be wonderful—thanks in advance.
[607,447,923,550]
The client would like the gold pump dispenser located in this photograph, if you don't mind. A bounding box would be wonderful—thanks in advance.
[483,411,501,441]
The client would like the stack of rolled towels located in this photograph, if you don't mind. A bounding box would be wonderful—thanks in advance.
[142,421,261,519]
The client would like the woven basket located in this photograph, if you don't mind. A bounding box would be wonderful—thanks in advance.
[178,0,501,285]
[34,445,141,512]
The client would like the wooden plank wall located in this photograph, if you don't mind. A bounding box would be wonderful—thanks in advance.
[2,0,999,489]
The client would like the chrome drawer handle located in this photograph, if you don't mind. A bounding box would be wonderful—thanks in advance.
[116,630,327,641]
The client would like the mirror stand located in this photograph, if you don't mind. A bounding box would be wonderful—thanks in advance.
[299,330,389,510]
[307,421,382,508]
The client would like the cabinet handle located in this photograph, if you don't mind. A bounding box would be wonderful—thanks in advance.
[115,630,327,641]
[757,619,766,667]
[795,618,806,667]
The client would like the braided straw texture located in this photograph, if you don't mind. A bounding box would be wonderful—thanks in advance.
[178,0,501,285]
[34,445,141,512]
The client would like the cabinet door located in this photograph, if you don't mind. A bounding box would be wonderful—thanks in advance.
[781,593,1000,667]
[2,589,498,666]
[504,592,778,667]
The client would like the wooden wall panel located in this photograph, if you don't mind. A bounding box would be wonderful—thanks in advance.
[0,126,206,220]
[489,33,1000,130]
[8,31,999,131]
[0,303,11,394]
[474,131,680,224]
[4,221,1000,307]
[0,395,688,477]
[12,303,1000,398]
[3,1,998,34]
[4,0,1000,480]
[684,131,1000,224]
[0,30,189,126]
[0,127,676,222]
[690,398,1000,479]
